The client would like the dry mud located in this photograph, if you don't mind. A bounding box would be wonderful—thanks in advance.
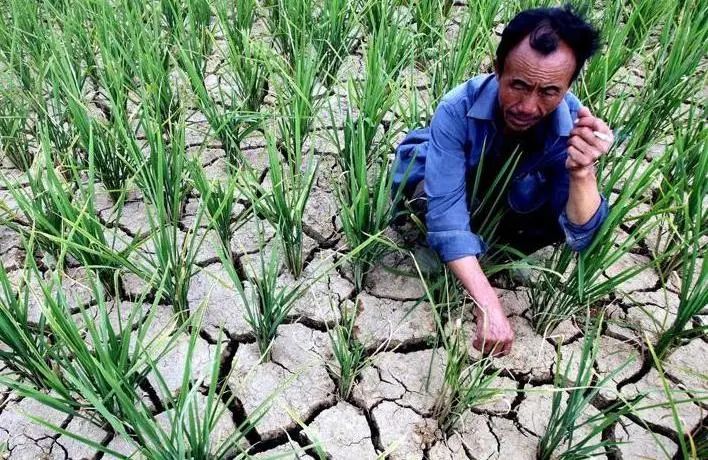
[0,4,706,460]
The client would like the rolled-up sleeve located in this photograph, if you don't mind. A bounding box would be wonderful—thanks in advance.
[424,101,485,262]
[558,195,609,251]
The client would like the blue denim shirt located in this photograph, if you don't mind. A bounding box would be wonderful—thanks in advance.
[392,74,609,262]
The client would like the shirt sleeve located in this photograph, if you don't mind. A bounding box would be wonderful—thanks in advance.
[424,101,486,262]
[546,146,610,252]
[558,195,609,251]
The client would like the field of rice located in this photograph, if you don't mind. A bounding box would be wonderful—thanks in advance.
[0,0,705,458]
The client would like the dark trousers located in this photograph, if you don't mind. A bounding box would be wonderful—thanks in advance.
[407,180,563,257]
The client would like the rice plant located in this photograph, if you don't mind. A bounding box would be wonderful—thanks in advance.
[6,301,267,459]
[528,116,676,335]
[411,0,453,61]
[0,250,72,400]
[537,314,640,459]
[650,124,707,361]
[416,261,501,434]
[329,12,413,290]
[0,90,32,170]
[216,0,270,115]
[333,108,403,290]
[48,34,132,201]
[429,0,500,107]
[577,0,670,112]
[2,126,140,288]
[315,0,360,90]
[178,0,267,166]
[327,300,367,400]
[218,233,309,361]
[188,160,245,264]
[613,0,707,152]
[238,133,317,278]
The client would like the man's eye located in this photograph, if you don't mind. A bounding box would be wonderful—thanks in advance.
[542,89,559,97]
[512,82,527,90]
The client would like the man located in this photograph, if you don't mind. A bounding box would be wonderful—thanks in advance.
[392,6,613,356]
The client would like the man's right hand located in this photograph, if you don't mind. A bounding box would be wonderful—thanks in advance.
[473,302,514,357]
[447,256,515,357]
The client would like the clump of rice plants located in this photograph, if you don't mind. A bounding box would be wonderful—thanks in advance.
[215,0,270,145]
[0,250,72,400]
[0,91,32,170]
[330,12,412,290]
[411,0,453,61]
[238,133,317,278]
[528,117,675,335]
[577,0,670,111]
[2,127,139,288]
[416,260,501,434]
[538,314,641,459]
[188,160,247,264]
[327,300,368,400]
[648,117,707,362]
[218,234,310,361]
[429,0,500,107]
[178,0,268,166]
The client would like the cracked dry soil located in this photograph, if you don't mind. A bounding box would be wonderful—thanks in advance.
[1,6,706,460]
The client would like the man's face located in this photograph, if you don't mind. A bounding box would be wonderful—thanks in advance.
[496,35,576,133]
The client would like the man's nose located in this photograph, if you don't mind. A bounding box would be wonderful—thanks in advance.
[518,94,540,115]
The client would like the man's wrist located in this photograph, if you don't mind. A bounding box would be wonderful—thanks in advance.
[568,165,597,182]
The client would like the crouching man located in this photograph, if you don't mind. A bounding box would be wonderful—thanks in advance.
[392,6,614,356]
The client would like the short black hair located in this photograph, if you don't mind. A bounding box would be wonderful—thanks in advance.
[496,5,600,82]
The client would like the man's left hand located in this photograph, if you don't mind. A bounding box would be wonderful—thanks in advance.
[566,107,614,177]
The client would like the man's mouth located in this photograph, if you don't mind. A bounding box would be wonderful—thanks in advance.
[507,113,538,129]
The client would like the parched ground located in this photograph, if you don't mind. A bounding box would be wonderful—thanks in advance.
[0,3,706,460]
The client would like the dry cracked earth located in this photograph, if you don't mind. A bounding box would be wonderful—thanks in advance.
[1,142,705,459]
[0,9,706,460]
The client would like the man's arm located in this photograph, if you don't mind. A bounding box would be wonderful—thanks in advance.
[424,99,514,356]
[448,256,514,356]
[565,106,613,224]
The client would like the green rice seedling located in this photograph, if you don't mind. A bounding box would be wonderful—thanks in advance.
[577,0,670,112]
[188,159,251,264]
[0,250,72,400]
[132,111,211,323]
[216,0,270,114]
[47,37,132,201]
[332,108,404,290]
[652,110,707,277]
[0,0,46,93]
[2,126,140,288]
[538,314,641,459]
[615,0,707,152]
[8,305,268,459]
[327,300,369,400]
[218,231,308,361]
[650,132,707,362]
[238,133,317,278]
[429,0,500,107]
[411,0,453,61]
[31,263,178,422]
[315,0,360,89]
[415,260,500,434]
[0,90,32,170]
[529,117,676,335]
[265,0,315,66]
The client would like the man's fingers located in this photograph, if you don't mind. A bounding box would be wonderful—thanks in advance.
[571,126,609,150]
[568,138,600,166]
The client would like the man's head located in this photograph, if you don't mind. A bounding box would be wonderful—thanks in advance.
[494,5,600,133]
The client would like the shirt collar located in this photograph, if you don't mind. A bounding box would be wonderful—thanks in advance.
[466,74,574,137]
